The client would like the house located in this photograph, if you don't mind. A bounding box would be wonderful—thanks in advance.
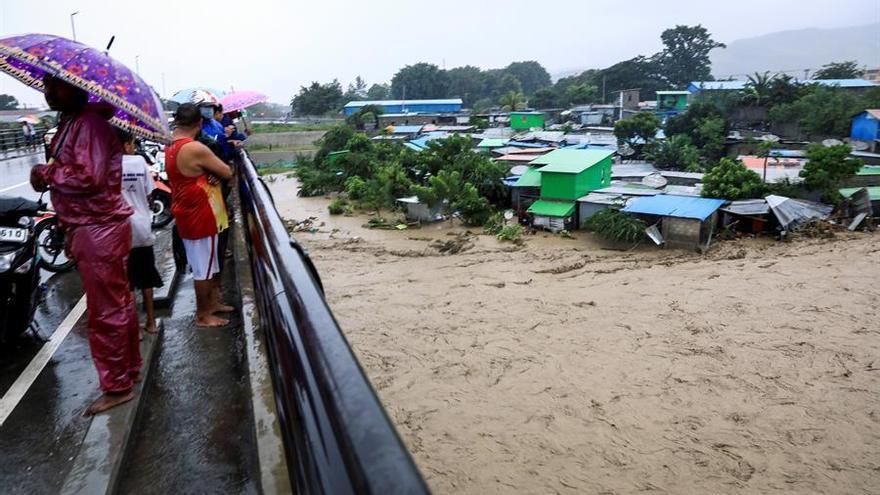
[343,99,463,116]
[622,194,725,251]
[526,149,614,232]
[840,187,880,215]
[688,79,877,95]
[655,91,690,115]
[841,165,880,188]
[576,184,659,226]
[851,110,880,152]
[396,196,444,222]
[511,167,542,213]
[720,199,773,234]
[510,111,545,130]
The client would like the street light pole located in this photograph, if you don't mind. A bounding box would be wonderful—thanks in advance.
[135,55,140,75]
[70,11,79,41]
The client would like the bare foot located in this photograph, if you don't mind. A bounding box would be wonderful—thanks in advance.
[211,303,235,314]
[83,390,134,416]
[196,314,229,327]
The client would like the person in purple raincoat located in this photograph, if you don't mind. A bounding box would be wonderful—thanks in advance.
[30,75,141,416]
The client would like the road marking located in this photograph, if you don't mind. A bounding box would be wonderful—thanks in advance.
[0,295,87,426]
[0,181,31,193]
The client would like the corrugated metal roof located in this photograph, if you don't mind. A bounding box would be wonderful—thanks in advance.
[513,167,543,188]
[857,165,880,176]
[864,109,880,120]
[531,149,614,174]
[656,90,690,95]
[594,185,662,196]
[495,154,541,162]
[345,98,463,108]
[528,200,575,217]
[477,138,508,148]
[721,199,770,216]
[690,79,877,92]
[390,125,423,134]
[689,81,748,91]
[622,194,725,221]
[578,193,634,206]
[404,142,425,151]
[664,185,703,197]
[811,79,877,88]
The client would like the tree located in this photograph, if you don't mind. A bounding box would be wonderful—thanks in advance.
[498,91,527,112]
[563,83,599,106]
[290,80,344,116]
[766,74,806,107]
[799,144,863,201]
[701,158,765,200]
[742,72,774,106]
[646,134,701,171]
[530,88,560,109]
[694,116,727,161]
[446,66,485,107]
[366,83,390,100]
[0,94,20,110]
[613,112,660,153]
[345,104,384,130]
[664,101,729,161]
[390,63,448,99]
[813,61,861,80]
[502,61,552,95]
[768,86,861,137]
[497,74,523,95]
[594,57,665,101]
[343,76,368,101]
[655,25,725,87]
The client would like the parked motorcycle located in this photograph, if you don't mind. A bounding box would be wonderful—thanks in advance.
[137,141,174,229]
[0,196,43,343]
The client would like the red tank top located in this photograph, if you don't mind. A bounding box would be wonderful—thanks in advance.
[165,137,220,239]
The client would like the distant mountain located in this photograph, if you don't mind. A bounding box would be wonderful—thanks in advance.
[551,24,880,83]
[710,23,880,79]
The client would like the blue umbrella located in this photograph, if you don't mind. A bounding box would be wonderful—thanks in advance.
[169,87,226,105]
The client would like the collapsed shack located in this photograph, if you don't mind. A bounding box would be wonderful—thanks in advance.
[396,196,444,223]
[766,195,834,233]
[622,194,725,252]
[720,199,774,235]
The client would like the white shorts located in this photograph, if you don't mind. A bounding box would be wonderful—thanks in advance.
[182,234,220,281]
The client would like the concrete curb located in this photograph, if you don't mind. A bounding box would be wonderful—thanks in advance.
[59,320,163,495]
[152,228,179,309]
[230,185,292,494]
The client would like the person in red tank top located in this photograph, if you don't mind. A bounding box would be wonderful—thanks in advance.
[166,104,233,327]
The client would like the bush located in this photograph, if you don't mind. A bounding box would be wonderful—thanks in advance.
[701,158,766,200]
[328,198,349,215]
[496,224,524,242]
[344,176,368,200]
[483,211,505,235]
[800,144,863,202]
[583,209,646,245]
[646,134,700,171]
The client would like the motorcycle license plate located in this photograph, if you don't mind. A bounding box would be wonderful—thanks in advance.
[0,227,27,244]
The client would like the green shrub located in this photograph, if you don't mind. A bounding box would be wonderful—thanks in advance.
[483,212,505,235]
[701,158,766,200]
[583,209,646,244]
[496,224,524,243]
[344,176,368,200]
[328,198,349,215]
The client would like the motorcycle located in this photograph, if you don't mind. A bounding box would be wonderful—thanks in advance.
[137,141,174,229]
[0,196,43,343]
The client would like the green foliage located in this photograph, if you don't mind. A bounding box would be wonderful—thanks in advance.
[646,134,701,171]
[701,158,766,200]
[366,83,390,100]
[345,104,384,130]
[502,61,552,95]
[290,80,344,116]
[564,83,599,105]
[665,102,729,161]
[496,224,524,243]
[344,176,368,200]
[530,88,560,109]
[0,94,19,110]
[483,212,505,235]
[655,24,725,87]
[583,209,646,245]
[314,124,355,163]
[391,63,449,99]
[251,122,338,133]
[813,61,861,80]
[695,116,727,161]
[362,162,412,211]
[343,75,368,101]
[498,91,527,111]
[614,112,661,152]
[328,198,349,215]
[768,87,862,137]
[799,144,863,202]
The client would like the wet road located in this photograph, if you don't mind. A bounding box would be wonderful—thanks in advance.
[0,152,44,203]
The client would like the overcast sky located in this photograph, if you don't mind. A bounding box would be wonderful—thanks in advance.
[1,0,878,108]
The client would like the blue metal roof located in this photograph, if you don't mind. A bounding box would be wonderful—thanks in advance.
[390,125,423,134]
[344,98,463,109]
[689,79,877,93]
[622,194,725,221]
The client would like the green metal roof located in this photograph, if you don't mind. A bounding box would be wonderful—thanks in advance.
[477,138,508,148]
[530,149,614,174]
[513,167,542,187]
[856,165,880,176]
[527,200,575,217]
[840,187,880,200]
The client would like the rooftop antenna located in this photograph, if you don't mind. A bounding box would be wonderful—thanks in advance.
[104,35,115,55]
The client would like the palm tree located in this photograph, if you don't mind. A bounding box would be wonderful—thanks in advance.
[499,91,527,112]
[743,72,774,106]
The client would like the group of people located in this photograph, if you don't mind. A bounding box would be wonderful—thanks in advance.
[30,75,245,415]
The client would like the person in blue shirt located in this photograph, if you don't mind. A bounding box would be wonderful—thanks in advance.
[198,103,230,161]
[220,110,248,144]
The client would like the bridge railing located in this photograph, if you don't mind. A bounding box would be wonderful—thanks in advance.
[0,127,49,153]
[234,150,429,495]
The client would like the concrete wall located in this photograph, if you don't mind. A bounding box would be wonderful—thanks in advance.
[662,217,703,251]
[246,131,326,148]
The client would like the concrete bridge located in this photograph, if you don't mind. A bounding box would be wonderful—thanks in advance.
[0,151,427,494]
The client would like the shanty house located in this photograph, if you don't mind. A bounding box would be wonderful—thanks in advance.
[622,194,725,251]
[851,110,880,152]
[655,91,690,115]
[511,167,542,214]
[526,149,614,232]
[510,111,545,130]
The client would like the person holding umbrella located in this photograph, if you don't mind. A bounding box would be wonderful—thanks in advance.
[1,33,170,415]
[30,75,141,415]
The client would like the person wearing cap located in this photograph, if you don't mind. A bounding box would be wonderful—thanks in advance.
[164,103,234,327]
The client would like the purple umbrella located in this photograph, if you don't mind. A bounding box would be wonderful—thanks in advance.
[0,33,170,142]
[220,90,269,113]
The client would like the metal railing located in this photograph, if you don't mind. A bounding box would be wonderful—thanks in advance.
[0,127,49,154]
[235,150,429,495]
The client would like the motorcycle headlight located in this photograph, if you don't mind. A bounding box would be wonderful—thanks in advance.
[0,250,18,273]
[18,216,33,228]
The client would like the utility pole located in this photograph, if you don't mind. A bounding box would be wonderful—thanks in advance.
[602,75,606,103]
[161,72,166,98]
[70,11,79,41]
[135,55,140,75]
